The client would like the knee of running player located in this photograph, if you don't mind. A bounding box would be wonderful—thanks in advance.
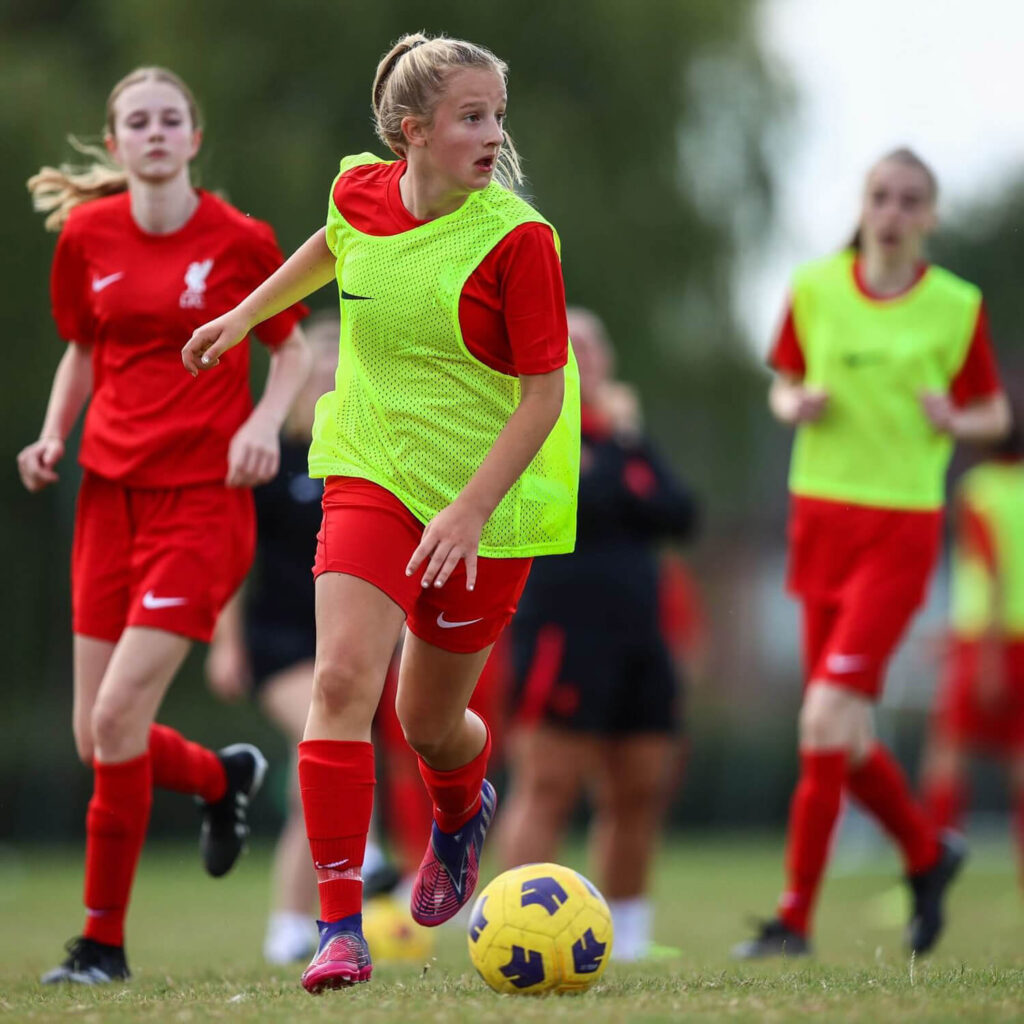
[396,707,468,763]
[309,653,382,734]
[90,688,151,762]
[73,712,96,767]
[798,682,870,751]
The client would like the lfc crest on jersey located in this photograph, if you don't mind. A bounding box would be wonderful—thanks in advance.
[180,259,214,309]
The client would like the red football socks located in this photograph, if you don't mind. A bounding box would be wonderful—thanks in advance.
[847,744,939,874]
[777,749,847,936]
[148,724,226,803]
[299,739,375,923]
[922,774,966,833]
[418,719,492,834]
[82,754,153,947]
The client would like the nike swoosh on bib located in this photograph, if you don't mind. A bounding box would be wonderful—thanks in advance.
[436,613,484,629]
[91,271,125,292]
[341,290,373,301]
[142,591,188,610]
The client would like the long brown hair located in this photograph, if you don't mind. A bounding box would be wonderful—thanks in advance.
[26,67,201,232]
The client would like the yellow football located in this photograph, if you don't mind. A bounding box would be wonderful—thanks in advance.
[467,863,613,994]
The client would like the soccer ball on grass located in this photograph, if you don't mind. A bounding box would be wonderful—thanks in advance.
[467,862,613,994]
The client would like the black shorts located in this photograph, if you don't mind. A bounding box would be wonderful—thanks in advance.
[510,620,682,735]
[246,621,316,694]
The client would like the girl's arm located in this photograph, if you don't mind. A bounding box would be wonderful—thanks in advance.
[920,390,1011,443]
[225,326,312,487]
[17,341,93,492]
[406,368,566,591]
[768,372,828,426]
[183,228,335,376]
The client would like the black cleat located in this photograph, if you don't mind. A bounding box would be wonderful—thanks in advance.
[199,742,268,878]
[40,936,130,985]
[731,918,811,960]
[907,830,967,955]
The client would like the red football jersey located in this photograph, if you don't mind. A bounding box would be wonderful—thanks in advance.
[332,160,569,377]
[51,190,307,487]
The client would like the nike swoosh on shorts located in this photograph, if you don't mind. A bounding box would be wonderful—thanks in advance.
[436,613,484,629]
[141,591,188,610]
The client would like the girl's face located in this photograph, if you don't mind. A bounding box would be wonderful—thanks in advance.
[406,68,506,195]
[106,79,200,183]
[858,159,936,263]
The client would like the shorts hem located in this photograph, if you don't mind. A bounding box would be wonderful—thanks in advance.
[312,563,412,616]
[405,617,507,655]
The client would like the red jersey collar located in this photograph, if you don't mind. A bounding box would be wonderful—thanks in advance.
[852,255,928,302]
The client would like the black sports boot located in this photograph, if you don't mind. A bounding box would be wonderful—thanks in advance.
[907,830,967,955]
[731,918,811,960]
[40,936,130,985]
[199,743,268,877]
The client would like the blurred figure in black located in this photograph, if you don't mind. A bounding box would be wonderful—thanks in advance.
[497,306,699,960]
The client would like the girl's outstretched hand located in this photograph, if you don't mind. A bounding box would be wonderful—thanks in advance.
[406,499,486,591]
[182,309,252,376]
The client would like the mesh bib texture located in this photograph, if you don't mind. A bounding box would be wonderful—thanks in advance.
[789,250,981,510]
[950,463,1024,637]
[310,154,579,557]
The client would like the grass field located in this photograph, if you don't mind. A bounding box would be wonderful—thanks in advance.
[2,834,1023,1022]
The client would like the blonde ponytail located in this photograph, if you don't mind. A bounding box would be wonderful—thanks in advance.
[372,32,524,190]
[27,138,127,232]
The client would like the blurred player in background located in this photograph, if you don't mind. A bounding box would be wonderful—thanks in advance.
[17,67,310,984]
[920,422,1024,883]
[498,307,699,961]
[182,32,579,992]
[734,148,1010,959]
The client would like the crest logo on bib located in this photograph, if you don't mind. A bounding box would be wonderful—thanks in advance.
[180,259,214,308]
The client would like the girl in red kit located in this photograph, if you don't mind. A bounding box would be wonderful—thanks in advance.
[734,149,1010,959]
[18,66,310,984]
[183,32,579,993]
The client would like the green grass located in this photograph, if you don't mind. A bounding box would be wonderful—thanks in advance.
[2,836,1023,1022]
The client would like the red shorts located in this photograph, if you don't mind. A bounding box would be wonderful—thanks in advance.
[313,477,532,653]
[932,638,1024,751]
[790,495,942,698]
[72,471,255,644]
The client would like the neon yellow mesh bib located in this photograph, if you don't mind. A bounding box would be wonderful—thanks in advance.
[788,250,981,510]
[309,153,579,557]
[950,463,1024,637]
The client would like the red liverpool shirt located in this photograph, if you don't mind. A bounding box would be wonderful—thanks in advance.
[51,190,307,487]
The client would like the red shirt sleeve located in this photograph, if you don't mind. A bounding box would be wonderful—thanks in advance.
[246,221,309,347]
[767,301,805,377]
[493,222,568,375]
[50,219,95,345]
[950,303,1001,407]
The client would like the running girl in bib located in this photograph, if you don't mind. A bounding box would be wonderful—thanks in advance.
[733,148,1010,959]
[18,67,310,984]
[920,424,1024,883]
[182,33,579,992]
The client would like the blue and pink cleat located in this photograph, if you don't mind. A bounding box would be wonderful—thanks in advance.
[300,917,372,993]
[411,779,496,927]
